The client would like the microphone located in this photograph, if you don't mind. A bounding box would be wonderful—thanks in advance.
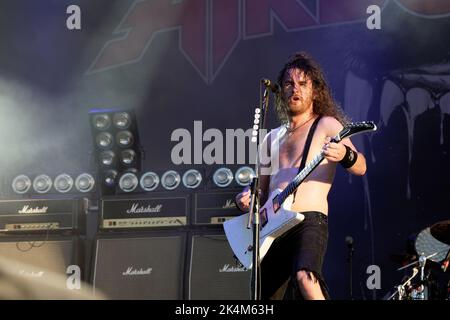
[261,79,280,93]
[345,235,354,300]
[345,236,354,249]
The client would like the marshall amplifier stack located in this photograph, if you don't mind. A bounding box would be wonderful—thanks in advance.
[100,195,189,230]
[187,191,250,299]
[94,194,190,299]
[0,198,87,298]
[0,198,87,234]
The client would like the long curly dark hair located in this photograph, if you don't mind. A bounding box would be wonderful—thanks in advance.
[275,52,348,125]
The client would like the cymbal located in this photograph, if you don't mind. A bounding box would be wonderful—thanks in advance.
[430,220,450,245]
[415,228,450,263]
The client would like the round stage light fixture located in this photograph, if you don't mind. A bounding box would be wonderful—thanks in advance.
[235,166,255,186]
[161,170,181,190]
[113,112,131,130]
[99,150,116,166]
[116,131,134,148]
[33,174,52,194]
[12,175,32,194]
[92,113,111,131]
[103,169,118,188]
[54,174,74,193]
[213,167,233,188]
[120,149,136,166]
[96,132,114,149]
[140,172,159,191]
[182,169,202,189]
[119,172,139,192]
[75,173,95,193]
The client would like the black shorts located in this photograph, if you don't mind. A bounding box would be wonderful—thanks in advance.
[260,211,330,300]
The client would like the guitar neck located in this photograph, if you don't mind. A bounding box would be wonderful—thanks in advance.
[278,151,325,205]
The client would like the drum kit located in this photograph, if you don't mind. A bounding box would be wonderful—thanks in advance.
[388,220,450,300]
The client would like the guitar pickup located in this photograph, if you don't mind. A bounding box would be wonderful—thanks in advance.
[259,208,268,228]
[272,196,280,213]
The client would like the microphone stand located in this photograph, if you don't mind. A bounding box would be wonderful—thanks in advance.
[346,239,354,300]
[248,80,271,300]
[417,255,429,300]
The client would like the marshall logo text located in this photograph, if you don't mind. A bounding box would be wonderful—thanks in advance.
[222,199,236,209]
[19,270,45,277]
[126,203,163,214]
[18,205,48,214]
[122,267,153,276]
[219,264,247,273]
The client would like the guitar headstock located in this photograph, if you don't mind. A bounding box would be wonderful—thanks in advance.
[333,121,377,142]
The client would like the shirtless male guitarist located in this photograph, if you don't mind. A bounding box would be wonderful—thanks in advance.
[235,52,367,300]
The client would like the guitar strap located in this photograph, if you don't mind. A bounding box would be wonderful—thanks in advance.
[298,116,322,174]
[292,116,322,201]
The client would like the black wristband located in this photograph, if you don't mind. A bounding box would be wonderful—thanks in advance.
[339,145,358,169]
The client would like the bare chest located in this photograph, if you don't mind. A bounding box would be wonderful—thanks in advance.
[278,132,308,169]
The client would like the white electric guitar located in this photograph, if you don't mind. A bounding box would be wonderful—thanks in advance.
[223,121,377,269]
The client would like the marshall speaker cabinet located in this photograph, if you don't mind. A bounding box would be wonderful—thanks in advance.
[100,194,189,230]
[0,198,87,234]
[0,235,85,289]
[91,231,186,299]
[187,230,251,300]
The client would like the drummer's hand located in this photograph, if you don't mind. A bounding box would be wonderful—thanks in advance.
[235,186,251,212]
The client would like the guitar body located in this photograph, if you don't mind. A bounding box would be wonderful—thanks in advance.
[223,188,305,269]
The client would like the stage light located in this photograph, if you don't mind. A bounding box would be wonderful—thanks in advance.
[99,150,116,166]
[213,167,233,187]
[75,173,95,193]
[89,109,142,195]
[103,169,118,188]
[96,132,114,149]
[12,175,32,194]
[33,174,52,194]
[235,166,255,186]
[118,172,139,192]
[92,113,111,131]
[54,173,74,193]
[182,169,202,189]
[116,130,134,148]
[140,172,159,191]
[161,170,181,190]
[113,112,131,129]
[120,149,136,166]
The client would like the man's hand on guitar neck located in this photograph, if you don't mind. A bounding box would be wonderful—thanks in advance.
[322,136,347,162]
[322,136,367,176]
